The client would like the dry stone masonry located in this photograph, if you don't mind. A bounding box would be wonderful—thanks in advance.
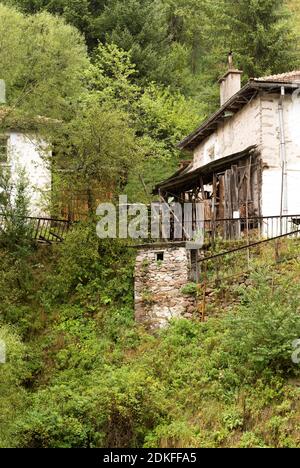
[134,246,197,329]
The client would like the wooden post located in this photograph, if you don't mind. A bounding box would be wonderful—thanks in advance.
[246,156,252,267]
[200,260,207,322]
[231,165,240,239]
[212,173,217,247]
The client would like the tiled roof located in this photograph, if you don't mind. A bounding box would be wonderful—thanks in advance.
[256,71,300,82]
[177,76,299,152]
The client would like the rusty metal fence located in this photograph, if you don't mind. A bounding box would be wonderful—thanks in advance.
[146,211,300,243]
[0,214,71,244]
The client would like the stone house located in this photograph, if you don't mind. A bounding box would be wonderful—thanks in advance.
[135,64,300,328]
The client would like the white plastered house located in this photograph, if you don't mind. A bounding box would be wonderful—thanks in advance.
[0,106,51,217]
[155,69,300,225]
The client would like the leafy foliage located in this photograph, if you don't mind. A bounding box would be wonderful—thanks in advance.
[2,224,300,447]
[224,0,298,78]
[0,168,34,254]
[0,324,28,448]
[0,3,89,120]
[1,0,300,450]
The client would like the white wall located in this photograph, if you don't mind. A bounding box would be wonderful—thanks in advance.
[7,132,51,216]
[191,89,300,219]
[261,93,300,216]
[192,97,262,170]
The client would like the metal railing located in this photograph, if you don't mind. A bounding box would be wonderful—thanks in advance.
[0,214,71,244]
[201,214,300,243]
[191,229,300,322]
[155,214,300,243]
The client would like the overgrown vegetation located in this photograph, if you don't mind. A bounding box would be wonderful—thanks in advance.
[0,222,300,448]
[2,1,300,205]
[0,0,300,448]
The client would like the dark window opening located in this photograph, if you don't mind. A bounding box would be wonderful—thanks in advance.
[156,252,164,262]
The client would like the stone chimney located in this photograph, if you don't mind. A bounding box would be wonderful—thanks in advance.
[219,53,243,106]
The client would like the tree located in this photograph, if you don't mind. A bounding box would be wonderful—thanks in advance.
[82,43,202,202]
[17,0,212,92]
[224,0,298,78]
[288,0,300,46]
[96,0,170,84]
[85,43,140,112]
[0,325,28,448]
[52,100,137,214]
[0,4,89,121]
[0,168,33,253]
[4,0,107,50]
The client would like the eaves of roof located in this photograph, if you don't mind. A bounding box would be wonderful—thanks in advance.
[179,79,300,151]
[154,145,258,195]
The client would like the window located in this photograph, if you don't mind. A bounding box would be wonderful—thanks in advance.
[0,136,8,164]
[156,252,164,262]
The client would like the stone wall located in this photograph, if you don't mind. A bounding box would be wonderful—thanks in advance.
[134,246,197,329]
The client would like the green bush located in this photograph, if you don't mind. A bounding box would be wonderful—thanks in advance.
[2,221,300,448]
[14,364,167,448]
[0,169,34,255]
[0,325,28,447]
[181,283,198,295]
[214,271,300,385]
[45,222,135,310]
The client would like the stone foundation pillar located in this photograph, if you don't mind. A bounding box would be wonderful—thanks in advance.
[134,246,197,329]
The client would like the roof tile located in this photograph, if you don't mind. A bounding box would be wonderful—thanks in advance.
[256,71,300,82]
